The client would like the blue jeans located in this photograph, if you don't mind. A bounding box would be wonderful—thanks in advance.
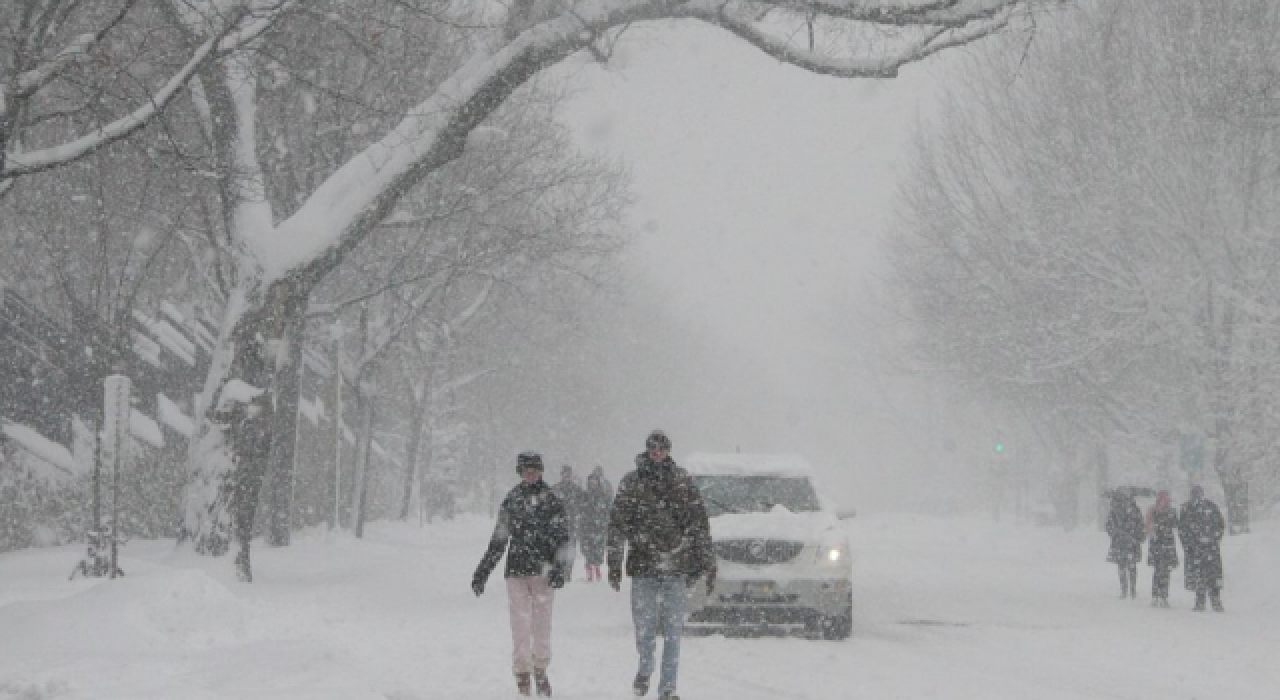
[631,575,690,696]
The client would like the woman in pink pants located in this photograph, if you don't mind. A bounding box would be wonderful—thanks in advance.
[473,452,570,696]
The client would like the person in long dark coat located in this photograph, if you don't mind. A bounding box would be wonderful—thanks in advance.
[1145,490,1179,608]
[1105,489,1145,598]
[1179,484,1226,612]
[578,471,613,582]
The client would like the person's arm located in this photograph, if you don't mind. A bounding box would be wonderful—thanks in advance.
[548,492,571,567]
[1211,505,1226,542]
[472,501,511,594]
[606,476,636,587]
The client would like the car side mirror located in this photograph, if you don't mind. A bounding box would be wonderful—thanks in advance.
[837,508,857,520]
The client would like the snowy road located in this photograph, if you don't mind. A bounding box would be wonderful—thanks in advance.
[1,514,1276,699]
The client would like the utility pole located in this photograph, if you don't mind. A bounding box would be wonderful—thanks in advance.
[330,321,345,530]
[103,375,130,578]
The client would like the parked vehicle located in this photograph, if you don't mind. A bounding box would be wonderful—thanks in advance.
[684,453,854,640]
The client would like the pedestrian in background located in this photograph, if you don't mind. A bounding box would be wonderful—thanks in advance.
[1145,490,1179,608]
[1105,488,1144,599]
[579,470,613,582]
[472,451,570,696]
[553,464,585,581]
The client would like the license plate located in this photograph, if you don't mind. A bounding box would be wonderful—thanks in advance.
[743,582,774,597]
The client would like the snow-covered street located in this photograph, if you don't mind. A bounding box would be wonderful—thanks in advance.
[1,513,1275,700]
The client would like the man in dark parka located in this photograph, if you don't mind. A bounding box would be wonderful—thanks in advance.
[607,430,715,700]
[1179,484,1225,612]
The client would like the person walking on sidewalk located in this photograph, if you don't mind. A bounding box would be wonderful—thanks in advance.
[1145,490,1179,607]
[580,470,613,582]
[553,465,586,581]
[607,430,715,700]
[472,451,570,696]
[1105,488,1145,599]
[1179,484,1226,612]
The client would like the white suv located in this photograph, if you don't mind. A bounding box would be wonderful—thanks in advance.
[684,453,854,640]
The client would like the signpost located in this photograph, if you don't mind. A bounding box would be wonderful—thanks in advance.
[101,375,131,579]
[70,374,130,579]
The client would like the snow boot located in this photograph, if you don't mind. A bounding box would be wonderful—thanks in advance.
[534,669,551,697]
[515,672,532,696]
[1193,591,1207,611]
[1210,590,1224,613]
[633,674,650,697]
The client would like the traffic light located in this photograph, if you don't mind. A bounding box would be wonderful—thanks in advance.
[994,440,1005,454]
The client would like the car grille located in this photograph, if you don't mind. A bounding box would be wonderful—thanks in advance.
[714,539,804,565]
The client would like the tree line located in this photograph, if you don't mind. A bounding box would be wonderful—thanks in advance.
[883,0,1280,530]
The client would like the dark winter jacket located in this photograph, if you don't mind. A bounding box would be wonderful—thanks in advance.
[579,480,613,564]
[1179,497,1225,591]
[607,453,714,579]
[1146,506,1179,570]
[1106,497,1144,564]
[474,480,570,582]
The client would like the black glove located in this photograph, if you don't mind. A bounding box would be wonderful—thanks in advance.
[608,567,622,591]
[471,575,485,597]
[548,567,565,589]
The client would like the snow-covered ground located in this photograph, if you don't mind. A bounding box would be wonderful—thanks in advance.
[1,513,1276,700]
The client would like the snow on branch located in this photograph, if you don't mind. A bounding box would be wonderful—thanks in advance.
[778,0,1020,27]
[702,1,1016,78]
[1,421,78,482]
[0,3,287,181]
[258,0,1020,284]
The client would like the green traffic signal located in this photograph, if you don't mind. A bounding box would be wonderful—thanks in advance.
[994,441,1005,453]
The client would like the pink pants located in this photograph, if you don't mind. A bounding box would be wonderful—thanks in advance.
[506,576,555,673]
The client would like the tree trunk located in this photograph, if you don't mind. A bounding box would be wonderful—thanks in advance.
[399,382,428,520]
[261,307,307,546]
[351,390,376,537]
[181,277,303,581]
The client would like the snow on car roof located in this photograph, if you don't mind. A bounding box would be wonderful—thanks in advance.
[682,452,814,477]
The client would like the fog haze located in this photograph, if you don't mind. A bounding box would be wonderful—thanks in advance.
[549,24,966,512]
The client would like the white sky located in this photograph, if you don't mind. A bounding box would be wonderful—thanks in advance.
[553,23,963,509]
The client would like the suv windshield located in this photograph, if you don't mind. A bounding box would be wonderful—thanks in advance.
[694,475,820,516]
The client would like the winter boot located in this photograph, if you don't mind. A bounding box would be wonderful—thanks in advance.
[534,669,551,697]
[1210,590,1224,613]
[515,672,532,696]
[633,673,650,697]
[1193,591,1207,611]
[659,694,680,700]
